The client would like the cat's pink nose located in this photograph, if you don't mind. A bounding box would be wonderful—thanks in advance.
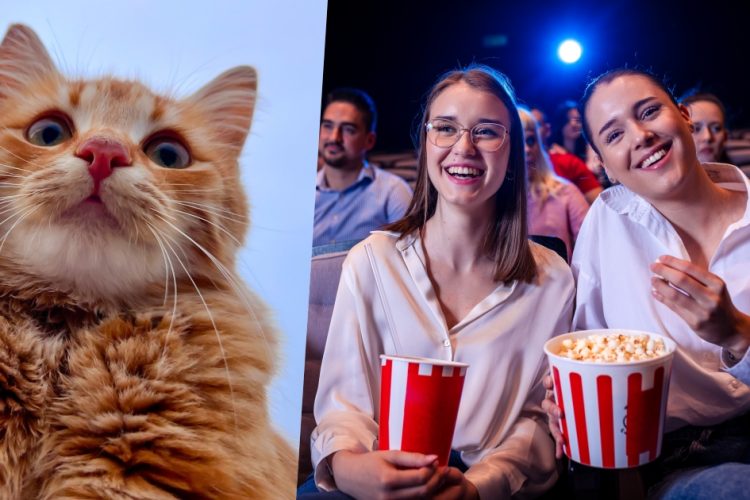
[75,137,131,192]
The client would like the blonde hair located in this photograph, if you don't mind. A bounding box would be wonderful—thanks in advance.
[519,107,563,205]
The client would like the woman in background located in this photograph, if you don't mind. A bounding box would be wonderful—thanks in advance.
[521,107,589,261]
[681,91,731,164]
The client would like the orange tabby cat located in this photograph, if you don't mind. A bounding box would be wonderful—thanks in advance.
[0,24,295,498]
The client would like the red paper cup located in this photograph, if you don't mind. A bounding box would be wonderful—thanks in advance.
[544,330,676,469]
[378,355,468,466]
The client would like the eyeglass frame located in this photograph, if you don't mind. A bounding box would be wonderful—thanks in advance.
[424,118,509,152]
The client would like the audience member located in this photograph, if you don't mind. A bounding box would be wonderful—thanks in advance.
[314,88,412,247]
[544,68,750,499]
[532,106,603,203]
[520,107,588,261]
[681,91,731,163]
[549,100,587,159]
[302,65,574,499]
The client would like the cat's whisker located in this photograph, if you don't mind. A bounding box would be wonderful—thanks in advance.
[162,207,242,246]
[0,204,27,218]
[0,170,29,179]
[0,168,31,178]
[0,144,45,170]
[0,162,33,175]
[162,187,224,195]
[154,227,239,430]
[145,223,179,356]
[171,200,247,223]
[152,213,274,368]
[0,203,32,227]
[145,223,173,306]
[0,205,38,255]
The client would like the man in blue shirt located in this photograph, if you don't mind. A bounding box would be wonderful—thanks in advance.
[314,88,412,248]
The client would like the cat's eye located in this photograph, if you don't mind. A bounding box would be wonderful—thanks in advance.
[26,116,73,147]
[144,138,191,169]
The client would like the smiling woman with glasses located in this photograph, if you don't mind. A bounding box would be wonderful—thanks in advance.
[304,64,574,499]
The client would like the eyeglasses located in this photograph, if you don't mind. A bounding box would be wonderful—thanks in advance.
[425,119,508,152]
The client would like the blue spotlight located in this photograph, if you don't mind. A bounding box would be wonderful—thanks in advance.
[558,39,582,64]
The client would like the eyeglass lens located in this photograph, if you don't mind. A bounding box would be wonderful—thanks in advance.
[426,119,506,151]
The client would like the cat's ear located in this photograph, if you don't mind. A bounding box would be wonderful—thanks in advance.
[187,66,257,153]
[0,24,60,96]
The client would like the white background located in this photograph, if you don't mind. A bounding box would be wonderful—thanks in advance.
[3,0,326,447]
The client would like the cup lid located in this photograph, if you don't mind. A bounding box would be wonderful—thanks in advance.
[380,354,469,368]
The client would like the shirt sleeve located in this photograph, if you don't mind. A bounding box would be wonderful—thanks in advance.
[464,282,575,498]
[310,258,381,491]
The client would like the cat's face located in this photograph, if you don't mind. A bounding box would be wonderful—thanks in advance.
[0,25,255,303]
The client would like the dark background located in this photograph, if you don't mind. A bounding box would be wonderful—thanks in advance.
[322,0,749,153]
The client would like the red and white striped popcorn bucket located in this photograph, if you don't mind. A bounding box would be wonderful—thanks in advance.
[378,355,468,466]
[544,330,676,469]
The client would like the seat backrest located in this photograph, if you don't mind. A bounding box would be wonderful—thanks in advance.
[297,246,352,484]
[530,234,568,262]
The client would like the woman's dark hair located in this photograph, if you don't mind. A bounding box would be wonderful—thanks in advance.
[385,64,536,283]
[579,68,678,156]
[680,90,731,163]
[550,100,587,158]
[680,91,727,122]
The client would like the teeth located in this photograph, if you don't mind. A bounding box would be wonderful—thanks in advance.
[641,149,666,168]
[446,166,481,177]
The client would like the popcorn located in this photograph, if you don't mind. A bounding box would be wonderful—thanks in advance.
[557,332,667,362]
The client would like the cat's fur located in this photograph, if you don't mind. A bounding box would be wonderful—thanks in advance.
[0,24,295,498]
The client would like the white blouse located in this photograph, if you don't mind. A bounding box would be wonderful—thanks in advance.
[572,163,750,431]
[312,230,575,498]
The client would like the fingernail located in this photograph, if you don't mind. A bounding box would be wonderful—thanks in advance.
[425,454,438,461]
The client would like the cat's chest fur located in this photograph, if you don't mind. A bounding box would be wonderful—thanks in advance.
[0,288,292,498]
[0,296,190,496]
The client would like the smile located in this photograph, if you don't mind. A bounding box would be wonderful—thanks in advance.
[445,165,484,179]
[636,142,671,170]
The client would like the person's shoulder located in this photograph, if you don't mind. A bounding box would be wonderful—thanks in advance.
[530,241,566,266]
[595,184,638,214]
[528,241,575,290]
[372,165,412,189]
[550,151,583,166]
[555,178,578,194]
[347,230,404,260]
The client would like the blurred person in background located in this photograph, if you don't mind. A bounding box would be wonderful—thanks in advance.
[520,107,589,261]
[681,91,731,164]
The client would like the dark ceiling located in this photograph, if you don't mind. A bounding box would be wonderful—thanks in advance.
[323,0,749,152]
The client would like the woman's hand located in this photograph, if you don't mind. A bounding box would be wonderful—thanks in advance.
[541,375,565,459]
[433,467,479,500]
[651,255,750,356]
[330,449,444,499]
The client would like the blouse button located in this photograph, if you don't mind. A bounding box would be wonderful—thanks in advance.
[443,339,451,347]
